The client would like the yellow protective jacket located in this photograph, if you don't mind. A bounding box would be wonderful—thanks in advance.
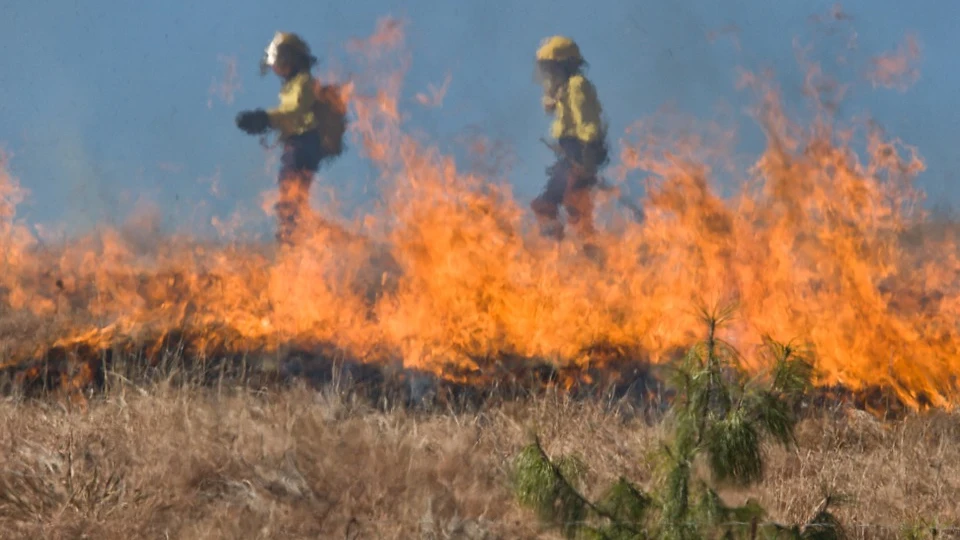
[267,71,321,139]
[548,74,604,144]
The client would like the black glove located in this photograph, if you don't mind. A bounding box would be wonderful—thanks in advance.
[236,109,270,135]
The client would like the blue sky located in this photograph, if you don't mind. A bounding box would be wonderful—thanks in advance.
[1,0,957,240]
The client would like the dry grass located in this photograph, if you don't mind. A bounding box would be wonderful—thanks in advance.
[0,377,957,539]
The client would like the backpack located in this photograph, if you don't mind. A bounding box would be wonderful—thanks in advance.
[312,81,348,158]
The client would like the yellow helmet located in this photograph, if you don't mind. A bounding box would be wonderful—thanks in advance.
[260,31,314,75]
[536,36,582,62]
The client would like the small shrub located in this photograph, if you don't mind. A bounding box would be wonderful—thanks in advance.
[512,304,847,539]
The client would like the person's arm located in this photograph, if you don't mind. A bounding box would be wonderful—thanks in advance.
[567,76,601,143]
[542,95,557,113]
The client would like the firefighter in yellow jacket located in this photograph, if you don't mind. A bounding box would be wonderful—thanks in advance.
[236,32,336,246]
[532,36,609,244]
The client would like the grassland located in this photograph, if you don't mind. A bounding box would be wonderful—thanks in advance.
[0,366,957,540]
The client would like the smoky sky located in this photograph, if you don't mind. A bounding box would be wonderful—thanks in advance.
[1,0,957,240]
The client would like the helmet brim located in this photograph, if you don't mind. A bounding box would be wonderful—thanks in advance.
[260,32,283,76]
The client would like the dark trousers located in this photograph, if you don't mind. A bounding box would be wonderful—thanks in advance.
[276,130,324,246]
[530,137,606,240]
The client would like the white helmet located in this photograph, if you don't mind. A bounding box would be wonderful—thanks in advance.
[259,31,313,76]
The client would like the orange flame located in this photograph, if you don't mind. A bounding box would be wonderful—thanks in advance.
[1,17,958,410]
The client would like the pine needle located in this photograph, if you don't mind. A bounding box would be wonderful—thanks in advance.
[513,441,589,536]
[705,407,763,486]
[748,390,797,447]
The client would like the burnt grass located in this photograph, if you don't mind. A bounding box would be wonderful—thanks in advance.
[0,329,928,422]
[2,333,660,412]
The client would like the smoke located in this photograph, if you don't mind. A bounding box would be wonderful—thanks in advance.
[414,72,452,109]
[0,150,28,224]
[207,55,243,109]
[867,34,921,92]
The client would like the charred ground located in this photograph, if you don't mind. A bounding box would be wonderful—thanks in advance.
[0,310,933,423]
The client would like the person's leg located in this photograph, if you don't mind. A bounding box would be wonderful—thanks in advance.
[561,138,607,265]
[563,186,595,239]
[275,135,317,246]
[275,131,326,246]
[564,184,605,264]
[531,158,571,241]
[558,138,597,239]
[275,169,313,246]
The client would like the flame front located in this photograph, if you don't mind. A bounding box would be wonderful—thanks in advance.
[1,18,957,409]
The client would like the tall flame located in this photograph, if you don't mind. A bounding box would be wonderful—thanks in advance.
[0,17,957,409]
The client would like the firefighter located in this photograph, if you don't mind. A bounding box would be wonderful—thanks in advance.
[532,36,609,248]
[235,31,339,247]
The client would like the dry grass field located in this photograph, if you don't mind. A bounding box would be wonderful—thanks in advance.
[0,371,956,540]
